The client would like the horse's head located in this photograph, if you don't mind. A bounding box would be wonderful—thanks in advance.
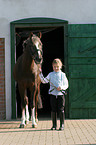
[23,32,43,64]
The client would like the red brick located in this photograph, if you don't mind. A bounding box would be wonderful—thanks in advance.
[0,38,5,120]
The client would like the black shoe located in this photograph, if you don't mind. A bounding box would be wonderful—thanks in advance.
[59,124,64,130]
[51,126,56,130]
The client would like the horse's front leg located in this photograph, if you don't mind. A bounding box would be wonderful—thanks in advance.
[21,102,29,127]
[25,104,29,124]
[18,83,28,128]
[30,85,37,128]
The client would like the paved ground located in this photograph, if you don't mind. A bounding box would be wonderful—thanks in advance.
[0,118,96,145]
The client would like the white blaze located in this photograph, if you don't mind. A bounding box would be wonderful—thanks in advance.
[35,41,41,57]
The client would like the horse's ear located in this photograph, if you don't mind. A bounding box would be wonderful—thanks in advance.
[29,32,33,38]
[38,32,42,39]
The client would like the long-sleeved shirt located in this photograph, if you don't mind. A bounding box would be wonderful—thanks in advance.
[39,70,68,96]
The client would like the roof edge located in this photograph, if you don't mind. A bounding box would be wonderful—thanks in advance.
[11,17,68,24]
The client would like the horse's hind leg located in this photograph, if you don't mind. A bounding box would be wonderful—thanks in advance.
[31,107,37,128]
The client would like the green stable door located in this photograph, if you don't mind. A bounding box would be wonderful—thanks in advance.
[11,18,96,119]
[68,24,96,119]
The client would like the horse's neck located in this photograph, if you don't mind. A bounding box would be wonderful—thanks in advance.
[22,52,38,75]
[22,52,34,70]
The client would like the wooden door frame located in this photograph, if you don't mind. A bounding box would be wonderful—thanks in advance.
[10,17,68,119]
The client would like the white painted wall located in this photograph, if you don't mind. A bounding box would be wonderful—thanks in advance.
[0,0,96,119]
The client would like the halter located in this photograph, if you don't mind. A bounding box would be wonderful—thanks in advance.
[23,34,43,64]
[28,37,43,64]
[29,46,43,64]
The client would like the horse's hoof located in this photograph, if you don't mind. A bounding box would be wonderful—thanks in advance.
[32,124,37,128]
[30,116,32,121]
[19,124,25,128]
[25,120,29,125]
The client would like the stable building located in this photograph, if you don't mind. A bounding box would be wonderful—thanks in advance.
[0,0,96,120]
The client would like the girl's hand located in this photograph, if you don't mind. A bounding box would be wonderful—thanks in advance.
[57,87,61,91]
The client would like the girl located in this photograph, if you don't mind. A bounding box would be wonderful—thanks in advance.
[39,58,68,130]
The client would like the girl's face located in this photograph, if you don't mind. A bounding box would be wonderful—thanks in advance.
[53,64,61,72]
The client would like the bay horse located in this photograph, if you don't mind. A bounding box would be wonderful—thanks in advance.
[13,32,43,128]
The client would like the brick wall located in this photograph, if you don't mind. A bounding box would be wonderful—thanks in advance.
[0,38,6,119]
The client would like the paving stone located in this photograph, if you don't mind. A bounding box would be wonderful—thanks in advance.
[0,119,96,145]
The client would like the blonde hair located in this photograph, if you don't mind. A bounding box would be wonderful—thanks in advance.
[52,58,63,68]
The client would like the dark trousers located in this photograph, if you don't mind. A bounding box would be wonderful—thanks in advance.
[50,95,65,128]
[50,95,65,113]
